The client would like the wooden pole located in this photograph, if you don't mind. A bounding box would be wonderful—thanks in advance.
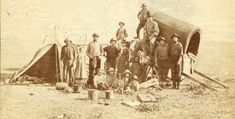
[182,73,217,91]
[194,70,229,89]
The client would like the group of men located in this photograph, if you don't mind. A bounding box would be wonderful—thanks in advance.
[61,4,183,90]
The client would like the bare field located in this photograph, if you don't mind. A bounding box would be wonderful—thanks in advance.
[1,73,235,119]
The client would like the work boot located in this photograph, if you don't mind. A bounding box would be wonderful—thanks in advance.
[134,36,140,39]
[172,81,176,89]
[176,82,180,90]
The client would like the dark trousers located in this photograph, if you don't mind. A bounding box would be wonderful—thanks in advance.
[157,59,169,82]
[143,35,156,57]
[136,20,146,37]
[106,59,117,70]
[171,60,182,88]
[88,57,101,86]
[63,60,74,84]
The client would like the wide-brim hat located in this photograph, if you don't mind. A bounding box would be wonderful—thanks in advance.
[171,33,180,39]
[110,38,116,43]
[107,68,115,72]
[92,33,99,37]
[132,75,138,79]
[123,69,132,74]
[160,37,166,42]
[121,40,126,43]
[141,4,147,8]
[119,22,125,26]
[64,38,70,43]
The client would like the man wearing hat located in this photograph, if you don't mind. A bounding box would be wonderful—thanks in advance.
[136,3,151,38]
[116,22,128,49]
[144,16,160,57]
[61,38,76,85]
[129,75,140,91]
[130,56,145,82]
[170,33,183,89]
[103,38,119,71]
[86,33,102,87]
[155,37,170,87]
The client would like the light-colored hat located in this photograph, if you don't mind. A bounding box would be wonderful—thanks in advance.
[160,37,166,41]
[92,33,99,37]
[171,33,180,39]
[123,69,132,74]
[132,75,138,79]
[107,68,115,72]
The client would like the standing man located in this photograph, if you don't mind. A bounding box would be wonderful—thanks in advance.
[61,38,76,86]
[86,33,103,87]
[136,4,151,38]
[144,16,160,57]
[155,37,170,88]
[170,33,183,89]
[103,38,119,71]
[116,22,128,49]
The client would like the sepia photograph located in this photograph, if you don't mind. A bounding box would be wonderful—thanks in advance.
[1,0,235,119]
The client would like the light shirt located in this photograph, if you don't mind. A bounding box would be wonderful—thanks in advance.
[86,40,102,58]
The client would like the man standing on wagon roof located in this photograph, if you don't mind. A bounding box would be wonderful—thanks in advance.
[170,33,183,89]
[86,33,102,88]
[136,4,151,38]
[61,38,76,86]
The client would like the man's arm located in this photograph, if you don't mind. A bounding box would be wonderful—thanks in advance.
[86,43,91,58]
[100,44,103,56]
[124,29,128,37]
[149,22,159,38]
[116,29,120,38]
[103,46,107,57]
[176,43,183,63]
[137,11,141,19]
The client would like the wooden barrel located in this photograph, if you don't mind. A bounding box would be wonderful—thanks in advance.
[88,89,99,100]
[105,90,114,99]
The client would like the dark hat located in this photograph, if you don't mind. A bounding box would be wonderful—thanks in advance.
[141,4,147,8]
[64,38,70,43]
[147,13,152,18]
[119,22,125,26]
[171,33,180,39]
[92,33,99,37]
[110,38,116,43]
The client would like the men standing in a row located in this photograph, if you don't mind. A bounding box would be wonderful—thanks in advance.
[86,33,102,87]
[103,38,119,71]
[61,38,76,86]
[170,33,183,89]
[136,4,150,38]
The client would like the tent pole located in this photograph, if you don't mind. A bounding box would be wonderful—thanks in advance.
[55,44,61,82]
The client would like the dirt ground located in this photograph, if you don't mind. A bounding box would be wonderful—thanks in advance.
[1,73,235,119]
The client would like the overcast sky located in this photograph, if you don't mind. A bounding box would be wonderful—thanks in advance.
[1,0,235,69]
